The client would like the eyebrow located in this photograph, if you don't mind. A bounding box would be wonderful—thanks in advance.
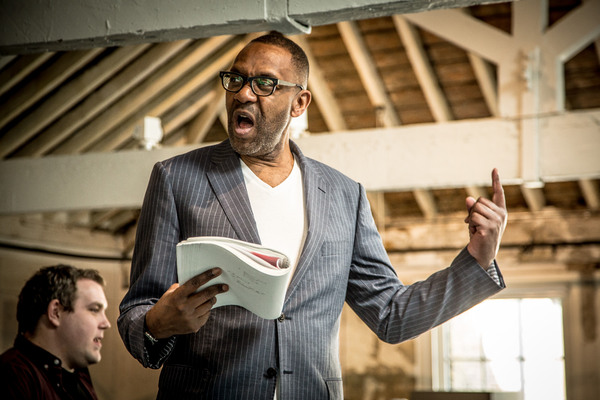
[229,69,279,79]
[87,301,107,310]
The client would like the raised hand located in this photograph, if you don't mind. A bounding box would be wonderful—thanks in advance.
[145,268,228,339]
[464,168,508,269]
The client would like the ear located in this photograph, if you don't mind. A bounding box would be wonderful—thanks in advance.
[291,89,311,118]
[47,299,62,328]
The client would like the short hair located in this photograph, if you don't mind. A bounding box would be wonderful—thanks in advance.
[17,265,105,334]
[248,32,309,86]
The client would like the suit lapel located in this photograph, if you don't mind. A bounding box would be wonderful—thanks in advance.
[286,142,330,300]
[206,141,260,244]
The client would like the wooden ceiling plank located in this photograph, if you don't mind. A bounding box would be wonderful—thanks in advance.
[86,36,247,153]
[0,49,103,156]
[0,52,53,97]
[337,21,400,127]
[294,35,347,131]
[46,37,230,155]
[578,178,600,210]
[393,15,453,122]
[1,44,149,158]
[15,40,191,158]
[186,82,225,144]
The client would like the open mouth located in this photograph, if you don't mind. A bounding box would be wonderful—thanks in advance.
[93,337,102,346]
[233,110,255,134]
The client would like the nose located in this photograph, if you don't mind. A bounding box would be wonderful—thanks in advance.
[100,312,111,329]
[233,81,257,103]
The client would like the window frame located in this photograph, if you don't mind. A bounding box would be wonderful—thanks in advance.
[416,283,572,399]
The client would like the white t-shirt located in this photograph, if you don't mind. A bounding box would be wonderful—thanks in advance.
[240,157,307,286]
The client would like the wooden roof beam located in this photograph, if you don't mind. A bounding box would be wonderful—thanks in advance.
[337,20,400,127]
[2,110,598,214]
[393,15,453,123]
[468,53,499,117]
[87,34,258,153]
[413,188,438,219]
[15,40,191,158]
[293,35,347,132]
[186,82,226,144]
[579,179,600,211]
[1,44,149,159]
[0,49,103,157]
[160,84,215,140]
[0,52,53,97]
[366,191,388,230]
[49,38,227,154]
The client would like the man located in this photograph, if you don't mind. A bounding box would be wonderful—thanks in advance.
[1,265,111,400]
[118,32,507,399]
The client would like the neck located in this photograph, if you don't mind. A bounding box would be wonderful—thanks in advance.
[240,143,295,188]
[27,327,74,372]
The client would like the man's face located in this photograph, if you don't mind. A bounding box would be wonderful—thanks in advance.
[225,42,302,159]
[57,279,110,370]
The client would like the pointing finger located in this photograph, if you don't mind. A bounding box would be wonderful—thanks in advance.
[491,168,506,209]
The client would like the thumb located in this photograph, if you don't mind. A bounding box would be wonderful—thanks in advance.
[465,196,476,223]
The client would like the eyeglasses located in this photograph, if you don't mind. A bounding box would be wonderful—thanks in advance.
[219,71,304,97]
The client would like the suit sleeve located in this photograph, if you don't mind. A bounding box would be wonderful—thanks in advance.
[345,183,505,344]
[117,161,179,368]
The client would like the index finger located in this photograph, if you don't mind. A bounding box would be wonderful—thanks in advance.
[179,268,222,296]
[491,168,506,209]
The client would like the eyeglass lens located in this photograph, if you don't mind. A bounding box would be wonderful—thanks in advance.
[221,72,276,96]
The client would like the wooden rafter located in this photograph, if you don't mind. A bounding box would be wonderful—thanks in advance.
[393,15,452,122]
[293,35,347,131]
[1,44,149,158]
[337,20,400,127]
[186,81,225,144]
[0,49,103,157]
[14,41,191,157]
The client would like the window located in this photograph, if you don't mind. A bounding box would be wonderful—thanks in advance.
[433,297,567,400]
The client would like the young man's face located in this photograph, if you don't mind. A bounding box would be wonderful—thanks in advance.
[57,279,110,371]
[225,42,303,159]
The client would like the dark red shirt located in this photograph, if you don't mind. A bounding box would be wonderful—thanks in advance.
[0,335,98,400]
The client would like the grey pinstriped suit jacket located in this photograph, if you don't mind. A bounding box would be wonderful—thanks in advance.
[118,139,504,399]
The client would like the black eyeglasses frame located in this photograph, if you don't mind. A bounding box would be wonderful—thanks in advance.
[219,71,304,97]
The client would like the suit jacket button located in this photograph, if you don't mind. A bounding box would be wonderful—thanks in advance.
[264,367,277,379]
[277,313,285,322]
